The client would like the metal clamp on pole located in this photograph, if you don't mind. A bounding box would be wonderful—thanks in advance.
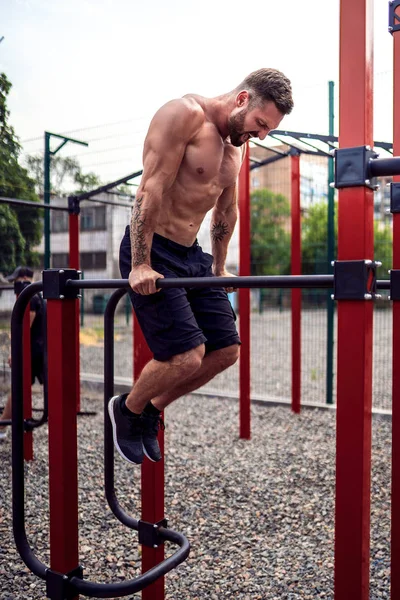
[389,0,400,33]
[333,145,400,189]
[333,146,379,189]
[390,182,400,213]
[42,269,80,300]
[332,260,380,300]
[46,566,84,600]
[389,270,400,301]
[138,519,169,549]
[67,196,80,216]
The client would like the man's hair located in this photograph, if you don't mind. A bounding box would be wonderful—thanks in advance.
[237,68,294,115]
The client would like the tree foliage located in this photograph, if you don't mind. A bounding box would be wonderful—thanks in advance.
[0,73,42,274]
[250,188,291,276]
[25,154,101,195]
[301,200,392,278]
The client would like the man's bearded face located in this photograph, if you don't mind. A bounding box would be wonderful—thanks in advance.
[228,107,257,147]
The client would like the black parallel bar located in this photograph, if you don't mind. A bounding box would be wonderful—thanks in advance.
[66,275,335,290]
[11,282,48,580]
[369,157,400,178]
[66,276,391,292]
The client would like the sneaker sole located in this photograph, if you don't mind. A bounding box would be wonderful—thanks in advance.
[108,396,143,465]
[142,444,162,463]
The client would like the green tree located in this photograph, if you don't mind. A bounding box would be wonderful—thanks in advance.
[301,200,392,278]
[26,154,101,195]
[0,73,42,273]
[250,188,291,276]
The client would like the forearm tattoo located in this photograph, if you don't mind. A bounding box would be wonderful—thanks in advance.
[130,196,148,266]
[211,221,229,242]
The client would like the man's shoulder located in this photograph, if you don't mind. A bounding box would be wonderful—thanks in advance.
[157,96,205,123]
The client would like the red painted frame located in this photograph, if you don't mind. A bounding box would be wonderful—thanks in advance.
[133,314,165,600]
[239,142,251,439]
[391,11,400,599]
[291,153,301,414]
[46,298,80,600]
[335,1,374,598]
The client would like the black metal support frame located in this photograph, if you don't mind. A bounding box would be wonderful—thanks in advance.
[11,282,190,599]
[11,271,394,598]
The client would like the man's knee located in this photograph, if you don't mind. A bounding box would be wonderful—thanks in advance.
[168,344,205,377]
[212,344,240,372]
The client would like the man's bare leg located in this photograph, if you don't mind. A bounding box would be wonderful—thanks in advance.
[125,344,206,414]
[152,344,240,411]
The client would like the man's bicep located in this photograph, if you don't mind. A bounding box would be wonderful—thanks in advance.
[215,182,238,212]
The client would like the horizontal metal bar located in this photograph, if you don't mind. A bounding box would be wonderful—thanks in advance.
[72,169,143,203]
[65,276,391,292]
[0,197,69,211]
[369,156,400,178]
[66,275,334,290]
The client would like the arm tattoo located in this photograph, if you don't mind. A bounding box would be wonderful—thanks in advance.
[211,221,229,243]
[130,196,148,266]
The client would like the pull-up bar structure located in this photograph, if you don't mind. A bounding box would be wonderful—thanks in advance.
[9,260,396,599]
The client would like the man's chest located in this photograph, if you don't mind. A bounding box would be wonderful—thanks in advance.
[182,124,242,188]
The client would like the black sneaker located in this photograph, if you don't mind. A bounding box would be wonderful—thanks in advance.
[108,395,144,464]
[141,409,165,462]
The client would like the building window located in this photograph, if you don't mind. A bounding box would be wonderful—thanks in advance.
[51,211,69,233]
[80,252,107,270]
[80,206,106,231]
[52,253,70,268]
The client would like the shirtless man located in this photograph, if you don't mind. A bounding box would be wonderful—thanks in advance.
[109,68,293,464]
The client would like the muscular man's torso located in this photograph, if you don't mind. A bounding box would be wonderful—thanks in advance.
[155,95,242,246]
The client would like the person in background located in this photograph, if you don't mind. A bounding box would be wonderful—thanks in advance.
[0,266,44,440]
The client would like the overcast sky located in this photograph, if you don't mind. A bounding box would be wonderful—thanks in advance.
[0,0,396,184]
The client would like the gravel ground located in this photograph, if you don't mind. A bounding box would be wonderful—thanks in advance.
[0,389,392,599]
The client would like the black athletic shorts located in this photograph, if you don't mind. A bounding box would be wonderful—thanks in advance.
[31,345,44,385]
[119,226,241,361]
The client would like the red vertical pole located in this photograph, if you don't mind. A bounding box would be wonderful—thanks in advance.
[239,142,251,440]
[335,1,374,599]
[69,212,81,413]
[391,11,400,599]
[22,305,33,461]
[47,297,79,599]
[291,153,301,414]
[134,314,165,600]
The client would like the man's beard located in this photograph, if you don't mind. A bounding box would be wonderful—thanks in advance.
[228,109,250,147]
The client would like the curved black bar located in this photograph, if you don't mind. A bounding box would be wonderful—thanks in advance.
[67,274,335,290]
[69,526,190,597]
[369,156,400,178]
[25,295,49,431]
[104,288,138,530]
[11,281,48,579]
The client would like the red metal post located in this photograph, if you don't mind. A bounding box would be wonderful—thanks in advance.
[391,11,400,599]
[47,297,79,599]
[291,153,301,414]
[23,305,33,461]
[69,212,81,413]
[133,313,165,600]
[335,1,374,598]
[238,142,251,440]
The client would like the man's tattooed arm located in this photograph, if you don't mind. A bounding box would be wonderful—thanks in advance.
[211,221,229,243]
[130,196,150,267]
